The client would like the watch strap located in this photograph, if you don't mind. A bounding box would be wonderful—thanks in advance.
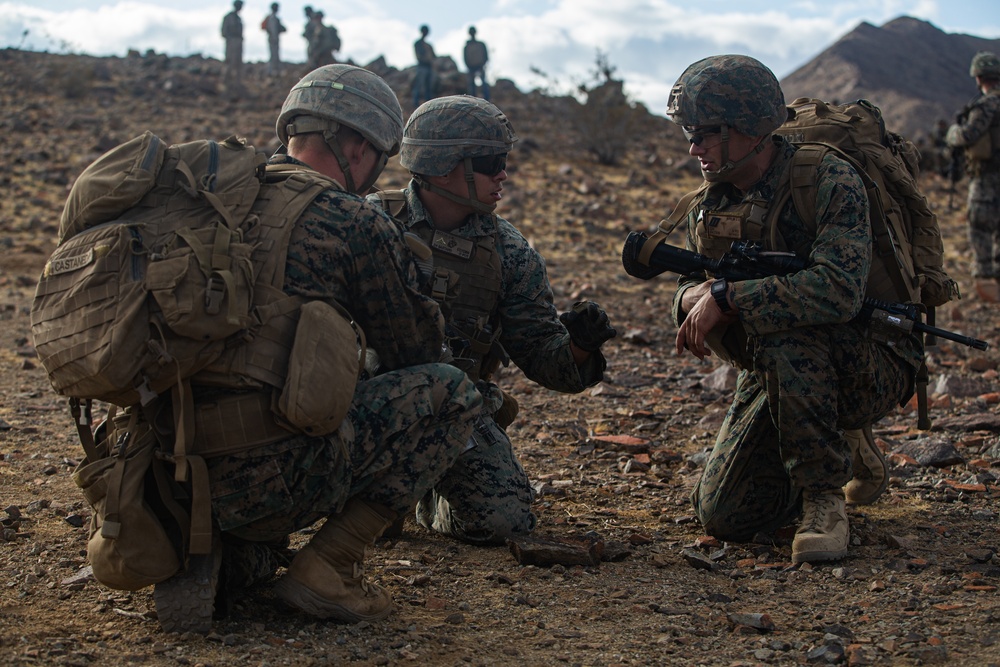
[711,279,731,313]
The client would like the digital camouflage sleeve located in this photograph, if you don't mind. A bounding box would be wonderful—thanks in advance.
[283,183,446,372]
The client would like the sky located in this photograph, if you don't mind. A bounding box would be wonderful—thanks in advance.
[2,0,999,115]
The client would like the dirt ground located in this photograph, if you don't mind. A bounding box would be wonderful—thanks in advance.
[1,50,998,667]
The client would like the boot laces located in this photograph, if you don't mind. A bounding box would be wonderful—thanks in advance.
[801,493,836,533]
[351,561,381,596]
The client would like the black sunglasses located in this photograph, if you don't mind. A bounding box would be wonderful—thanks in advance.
[469,153,507,176]
[682,125,723,146]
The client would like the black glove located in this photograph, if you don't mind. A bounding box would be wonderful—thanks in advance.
[559,301,617,352]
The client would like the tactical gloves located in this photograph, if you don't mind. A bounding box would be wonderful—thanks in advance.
[559,301,617,352]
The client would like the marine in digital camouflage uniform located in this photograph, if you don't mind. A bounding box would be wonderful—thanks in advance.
[368,95,616,545]
[946,51,1000,302]
[154,65,482,633]
[663,55,920,564]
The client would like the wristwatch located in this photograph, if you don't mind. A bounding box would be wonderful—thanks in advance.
[710,278,732,313]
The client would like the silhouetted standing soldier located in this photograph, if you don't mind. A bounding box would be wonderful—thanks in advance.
[305,11,337,70]
[262,2,286,78]
[412,24,435,108]
[463,26,490,101]
[221,0,244,93]
[303,6,316,66]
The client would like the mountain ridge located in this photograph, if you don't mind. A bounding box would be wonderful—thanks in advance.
[781,16,1000,139]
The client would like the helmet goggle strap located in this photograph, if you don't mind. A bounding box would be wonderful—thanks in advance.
[719,130,768,175]
[461,155,497,214]
[319,128,357,192]
[353,141,388,194]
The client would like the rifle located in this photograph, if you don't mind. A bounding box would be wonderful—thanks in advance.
[944,95,982,209]
[621,232,989,352]
[944,146,964,210]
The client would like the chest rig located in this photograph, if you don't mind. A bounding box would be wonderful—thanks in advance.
[413,221,505,381]
[693,192,775,259]
[375,190,507,382]
[654,179,785,261]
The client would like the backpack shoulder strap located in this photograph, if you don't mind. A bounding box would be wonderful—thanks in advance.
[776,142,911,300]
[255,164,340,291]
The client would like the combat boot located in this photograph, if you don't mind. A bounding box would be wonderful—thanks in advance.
[842,426,888,505]
[153,530,222,634]
[791,489,848,564]
[275,498,396,622]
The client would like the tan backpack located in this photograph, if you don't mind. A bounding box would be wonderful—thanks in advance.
[772,98,958,309]
[31,132,364,589]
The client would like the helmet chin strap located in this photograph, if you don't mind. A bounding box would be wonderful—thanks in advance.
[321,129,387,194]
[703,126,769,181]
[413,157,497,214]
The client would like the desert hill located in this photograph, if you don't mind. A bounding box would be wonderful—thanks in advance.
[781,16,1000,140]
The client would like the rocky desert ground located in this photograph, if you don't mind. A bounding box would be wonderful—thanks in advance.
[1,49,998,666]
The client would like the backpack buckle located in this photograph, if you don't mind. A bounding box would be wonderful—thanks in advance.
[205,274,225,315]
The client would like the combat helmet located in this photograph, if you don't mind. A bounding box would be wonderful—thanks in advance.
[970,51,1000,78]
[401,95,516,213]
[276,64,404,193]
[665,54,786,177]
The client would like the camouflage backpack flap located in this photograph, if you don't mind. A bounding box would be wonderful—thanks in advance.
[773,98,959,308]
[59,131,164,243]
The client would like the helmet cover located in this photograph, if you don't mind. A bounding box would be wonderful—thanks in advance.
[400,95,517,177]
[666,54,787,136]
[276,64,403,155]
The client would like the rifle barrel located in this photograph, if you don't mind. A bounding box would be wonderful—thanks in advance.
[912,321,989,351]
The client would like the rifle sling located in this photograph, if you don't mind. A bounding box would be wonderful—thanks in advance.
[639,185,711,267]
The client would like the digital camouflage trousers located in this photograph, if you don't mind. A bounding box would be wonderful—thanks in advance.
[416,386,536,545]
[691,323,915,542]
[206,363,482,543]
[967,171,1000,278]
